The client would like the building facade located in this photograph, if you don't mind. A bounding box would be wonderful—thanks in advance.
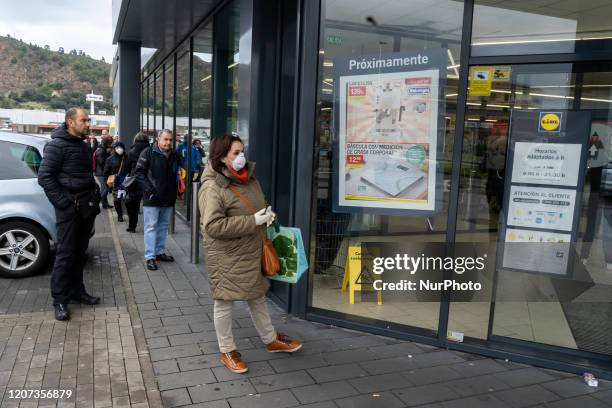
[112,0,612,378]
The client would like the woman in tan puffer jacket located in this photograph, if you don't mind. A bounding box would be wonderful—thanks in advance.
[198,134,302,374]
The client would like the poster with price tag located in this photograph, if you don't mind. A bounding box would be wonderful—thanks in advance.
[332,49,447,215]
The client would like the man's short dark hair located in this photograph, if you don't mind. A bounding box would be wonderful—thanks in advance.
[65,107,82,123]
[158,129,173,138]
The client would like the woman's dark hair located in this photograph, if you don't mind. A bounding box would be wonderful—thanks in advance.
[133,131,149,144]
[209,134,243,174]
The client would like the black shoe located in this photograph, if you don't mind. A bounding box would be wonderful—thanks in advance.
[54,304,70,321]
[118,216,124,222]
[75,292,100,305]
[146,259,158,271]
[126,227,136,233]
[156,253,174,262]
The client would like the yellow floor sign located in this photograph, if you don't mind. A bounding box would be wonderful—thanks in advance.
[341,246,382,305]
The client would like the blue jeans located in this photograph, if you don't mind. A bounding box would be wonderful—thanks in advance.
[143,206,172,260]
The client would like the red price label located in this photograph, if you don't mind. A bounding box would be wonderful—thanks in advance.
[346,155,364,164]
[406,77,432,85]
[348,86,366,97]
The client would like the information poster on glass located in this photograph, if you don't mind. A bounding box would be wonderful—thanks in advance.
[499,110,590,277]
[332,49,446,215]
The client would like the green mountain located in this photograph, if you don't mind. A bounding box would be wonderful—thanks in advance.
[0,35,112,112]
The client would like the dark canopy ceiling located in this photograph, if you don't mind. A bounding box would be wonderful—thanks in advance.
[113,0,220,50]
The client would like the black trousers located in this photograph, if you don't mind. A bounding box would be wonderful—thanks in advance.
[51,207,96,304]
[113,197,124,218]
[125,194,142,229]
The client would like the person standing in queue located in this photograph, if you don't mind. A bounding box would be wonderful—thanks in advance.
[103,141,127,222]
[94,136,113,209]
[120,132,150,232]
[38,108,101,321]
[198,134,302,374]
[135,129,178,271]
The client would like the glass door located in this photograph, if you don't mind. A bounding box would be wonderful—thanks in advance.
[451,62,612,361]
[308,0,466,338]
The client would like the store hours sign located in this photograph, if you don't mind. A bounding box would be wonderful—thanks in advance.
[331,49,447,215]
[499,110,591,277]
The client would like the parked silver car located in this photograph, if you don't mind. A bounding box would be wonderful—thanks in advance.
[0,132,56,278]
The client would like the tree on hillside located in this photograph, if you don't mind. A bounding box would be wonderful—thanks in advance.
[58,47,64,54]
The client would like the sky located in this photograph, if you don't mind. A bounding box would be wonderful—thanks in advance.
[0,0,115,62]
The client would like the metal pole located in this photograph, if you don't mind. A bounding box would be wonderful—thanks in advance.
[190,182,200,263]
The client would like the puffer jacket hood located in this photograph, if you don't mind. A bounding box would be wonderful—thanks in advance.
[198,160,269,301]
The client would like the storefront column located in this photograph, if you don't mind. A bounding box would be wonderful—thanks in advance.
[118,41,141,149]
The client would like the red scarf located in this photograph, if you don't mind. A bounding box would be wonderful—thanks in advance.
[226,164,249,184]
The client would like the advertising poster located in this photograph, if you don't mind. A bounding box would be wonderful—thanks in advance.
[333,50,446,215]
[507,186,576,231]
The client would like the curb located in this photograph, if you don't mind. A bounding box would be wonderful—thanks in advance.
[108,212,164,408]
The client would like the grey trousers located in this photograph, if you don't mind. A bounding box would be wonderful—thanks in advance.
[213,296,277,353]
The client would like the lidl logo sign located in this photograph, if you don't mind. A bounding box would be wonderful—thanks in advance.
[539,112,562,132]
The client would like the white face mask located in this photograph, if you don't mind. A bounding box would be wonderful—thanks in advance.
[115,148,124,155]
[230,152,246,171]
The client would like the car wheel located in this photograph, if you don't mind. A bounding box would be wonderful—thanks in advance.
[0,221,50,278]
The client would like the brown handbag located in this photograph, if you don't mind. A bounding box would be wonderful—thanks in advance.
[106,157,125,188]
[228,184,280,276]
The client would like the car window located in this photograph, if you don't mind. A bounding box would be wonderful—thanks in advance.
[0,141,42,180]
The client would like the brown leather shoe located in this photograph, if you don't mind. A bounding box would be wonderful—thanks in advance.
[220,351,248,373]
[266,333,303,353]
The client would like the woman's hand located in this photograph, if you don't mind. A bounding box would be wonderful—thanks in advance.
[254,207,274,226]
[265,206,276,226]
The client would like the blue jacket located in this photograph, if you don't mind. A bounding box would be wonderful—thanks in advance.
[177,143,201,172]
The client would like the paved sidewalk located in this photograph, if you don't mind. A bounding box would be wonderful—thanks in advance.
[112,212,612,408]
[0,211,161,408]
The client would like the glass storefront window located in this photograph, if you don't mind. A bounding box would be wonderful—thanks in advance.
[175,49,191,219]
[213,0,242,139]
[455,63,612,358]
[310,0,465,335]
[154,69,163,134]
[164,62,174,134]
[147,78,153,135]
[193,22,213,171]
[472,1,612,56]
[140,84,145,132]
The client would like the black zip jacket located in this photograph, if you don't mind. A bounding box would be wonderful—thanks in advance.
[135,144,179,207]
[94,146,110,176]
[103,153,126,178]
[120,141,150,178]
[38,124,97,210]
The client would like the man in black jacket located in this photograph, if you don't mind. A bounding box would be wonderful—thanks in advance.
[38,108,101,321]
[135,129,178,271]
[120,132,150,232]
[94,136,113,208]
